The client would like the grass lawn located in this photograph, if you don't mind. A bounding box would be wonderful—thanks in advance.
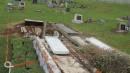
[0,37,8,73]
[0,0,130,72]
[10,37,44,73]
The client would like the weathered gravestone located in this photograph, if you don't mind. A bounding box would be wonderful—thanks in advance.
[116,22,127,32]
[72,14,83,24]
[47,0,54,8]
[127,19,130,31]
[7,3,13,12]
[7,0,25,11]
[18,0,25,10]
[87,17,94,23]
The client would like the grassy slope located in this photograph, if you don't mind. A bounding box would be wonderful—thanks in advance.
[71,1,130,53]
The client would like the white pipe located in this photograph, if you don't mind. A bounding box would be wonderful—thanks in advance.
[4,61,14,73]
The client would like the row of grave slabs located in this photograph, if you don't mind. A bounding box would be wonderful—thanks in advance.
[1,19,107,73]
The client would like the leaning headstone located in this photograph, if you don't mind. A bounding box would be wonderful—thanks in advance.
[72,14,83,24]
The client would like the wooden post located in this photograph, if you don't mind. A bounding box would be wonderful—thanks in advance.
[42,22,46,38]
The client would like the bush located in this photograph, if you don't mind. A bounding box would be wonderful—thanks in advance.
[83,46,130,73]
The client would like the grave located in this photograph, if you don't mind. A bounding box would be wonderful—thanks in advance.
[127,19,130,31]
[45,36,70,55]
[47,1,54,8]
[116,19,130,32]
[72,14,83,24]
[86,17,94,23]
[7,3,13,12]
[8,0,25,10]
[18,1,25,10]
[116,22,128,32]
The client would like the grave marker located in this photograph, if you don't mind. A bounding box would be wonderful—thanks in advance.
[127,19,130,31]
[72,14,83,24]
[120,24,126,30]
[47,0,54,8]
[7,3,13,12]
[18,1,25,10]
[116,22,128,32]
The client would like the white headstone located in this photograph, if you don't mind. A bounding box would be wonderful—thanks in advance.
[128,19,130,31]
[72,14,83,24]
[18,0,25,9]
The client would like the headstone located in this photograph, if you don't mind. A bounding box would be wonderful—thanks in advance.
[7,3,13,12]
[127,19,130,31]
[117,22,127,32]
[120,24,126,30]
[72,14,83,24]
[18,1,25,10]
[87,17,93,23]
[48,1,54,8]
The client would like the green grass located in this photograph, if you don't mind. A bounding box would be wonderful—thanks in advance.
[11,37,44,73]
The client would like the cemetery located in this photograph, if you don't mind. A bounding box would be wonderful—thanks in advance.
[0,0,130,73]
